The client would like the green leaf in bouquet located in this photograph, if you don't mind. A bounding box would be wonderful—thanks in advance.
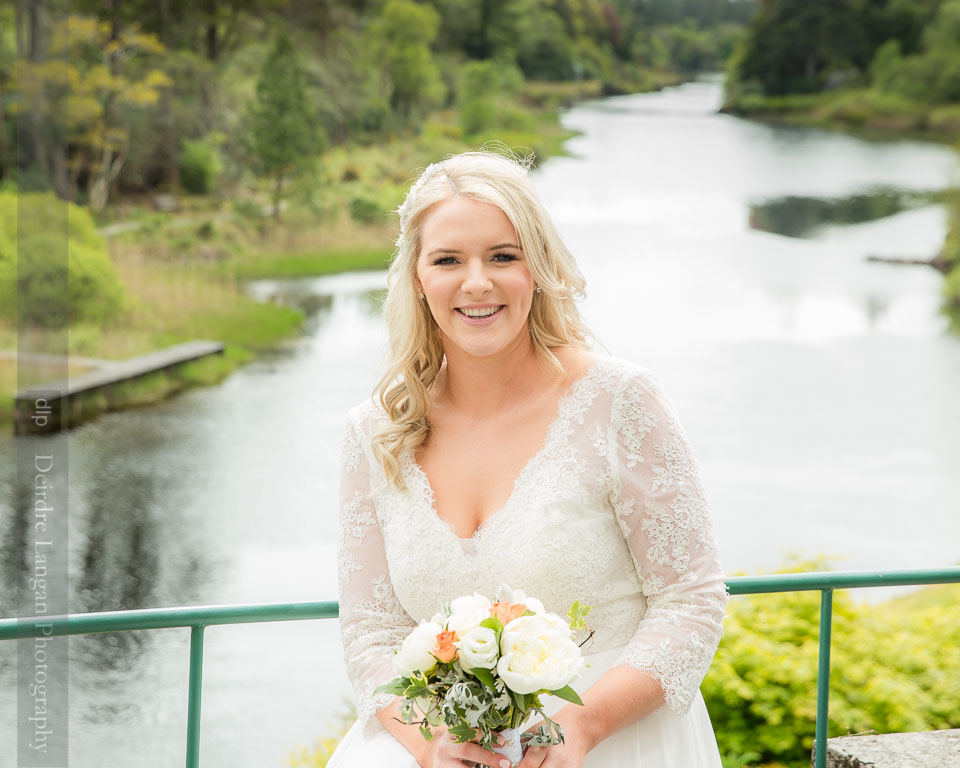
[419,721,434,741]
[548,685,584,706]
[404,678,432,700]
[522,712,566,748]
[374,677,409,696]
[567,600,592,631]
[448,719,479,743]
[400,700,417,724]
[400,671,430,698]
[510,689,529,714]
[480,616,503,635]
[470,666,497,691]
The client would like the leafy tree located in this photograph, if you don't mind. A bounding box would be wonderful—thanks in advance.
[9,15,172,209]
[515,7,575,81]
[371,0,445,120]
[457,58,523,135]
[870,0,960,104]
[245,33,323,219]
[732,0,868,95]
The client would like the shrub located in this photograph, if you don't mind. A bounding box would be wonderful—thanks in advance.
[929,104,960,135]
[178,137,223,194]
[703,565,960,767]
[0,192,126,328]
[348,195,383,224]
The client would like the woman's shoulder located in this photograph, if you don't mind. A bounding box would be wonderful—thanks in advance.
[583,351,665,395]
[344,396,389,437]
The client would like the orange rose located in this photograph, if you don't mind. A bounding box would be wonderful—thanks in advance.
[490,601,527,626]
[432,630,458,663]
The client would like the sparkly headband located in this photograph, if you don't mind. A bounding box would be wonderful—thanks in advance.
[394,161,454,245]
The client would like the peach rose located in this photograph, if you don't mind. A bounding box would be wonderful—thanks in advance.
[431,630,458,663]
[490,601,527,626]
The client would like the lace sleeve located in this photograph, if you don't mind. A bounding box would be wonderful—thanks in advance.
[337,405,418,736]
[607,368,728,717]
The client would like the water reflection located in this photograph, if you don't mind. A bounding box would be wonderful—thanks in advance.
[750,188,939,238]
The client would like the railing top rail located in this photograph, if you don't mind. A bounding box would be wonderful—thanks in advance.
[2,567,958,640]
[725,566,960,595]
[0,600,340,640]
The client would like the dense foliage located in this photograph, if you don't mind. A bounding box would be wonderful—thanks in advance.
[1,0,755,207]
[726,0,960,121]
[0,191,126,326]
[703,567,960,767]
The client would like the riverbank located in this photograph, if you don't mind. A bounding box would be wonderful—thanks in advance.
[0,77,666,431]
[721,90,960,145]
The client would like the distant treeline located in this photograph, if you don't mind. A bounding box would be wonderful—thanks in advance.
[727,0,960,105]
[0,0,754,211]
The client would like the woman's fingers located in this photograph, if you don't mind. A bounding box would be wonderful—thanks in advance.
[457,741,505,767]
[516,743,547,767]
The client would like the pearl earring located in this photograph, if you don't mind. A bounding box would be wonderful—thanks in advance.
[535,286,542,294]
[418,292,424,299]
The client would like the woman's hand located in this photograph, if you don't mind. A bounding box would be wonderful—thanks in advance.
[515,710,591,768]
[418,724,509,768]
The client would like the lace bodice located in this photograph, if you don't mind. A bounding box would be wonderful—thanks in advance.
[336,355,728,738]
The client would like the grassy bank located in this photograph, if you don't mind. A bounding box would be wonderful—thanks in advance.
[941,198,960,332]
[722,89,960,144]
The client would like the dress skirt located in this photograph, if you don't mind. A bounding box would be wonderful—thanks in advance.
[326,644,724,767]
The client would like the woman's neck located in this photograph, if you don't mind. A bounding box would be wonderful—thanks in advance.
[436,339,565,418]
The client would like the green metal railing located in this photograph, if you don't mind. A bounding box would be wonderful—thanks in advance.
[2,567,959,768]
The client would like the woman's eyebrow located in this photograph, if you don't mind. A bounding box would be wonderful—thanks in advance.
[427,243,521,256]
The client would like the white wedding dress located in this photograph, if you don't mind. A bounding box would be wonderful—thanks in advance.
[328,354,728,767]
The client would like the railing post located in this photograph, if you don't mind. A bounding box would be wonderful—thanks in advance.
[814,590,833,768]
[186,624,206,768]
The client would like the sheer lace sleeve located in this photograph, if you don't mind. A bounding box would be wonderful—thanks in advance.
[337,405,418,736]
[607,368,728,717]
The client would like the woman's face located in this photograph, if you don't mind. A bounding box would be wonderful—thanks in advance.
[416,196,537,360]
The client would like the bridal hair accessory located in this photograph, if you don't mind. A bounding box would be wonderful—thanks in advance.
[396,161,450,245]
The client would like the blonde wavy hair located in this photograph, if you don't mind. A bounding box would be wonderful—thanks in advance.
[371,146,599,490]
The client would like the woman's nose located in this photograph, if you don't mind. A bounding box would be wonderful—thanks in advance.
[461,260,493,293]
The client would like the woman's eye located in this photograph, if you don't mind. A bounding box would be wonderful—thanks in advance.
[431,253,516,265]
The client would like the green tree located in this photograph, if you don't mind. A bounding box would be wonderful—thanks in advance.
[9,15,172,209]
[246,33,323,220]
[372,0,445,120]
[731,0,867,95]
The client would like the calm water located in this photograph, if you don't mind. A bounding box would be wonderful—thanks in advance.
[2,76,959,767]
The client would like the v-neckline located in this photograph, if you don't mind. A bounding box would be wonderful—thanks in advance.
[407,355,602,543]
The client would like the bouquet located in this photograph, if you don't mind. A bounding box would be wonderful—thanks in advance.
[375,586,593,767]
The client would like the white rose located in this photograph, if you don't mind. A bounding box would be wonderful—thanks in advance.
[497,613,585,694]
[447,593,492,636]
[393,621,442,677]
[495,585,545,615]
[457,625,500,673]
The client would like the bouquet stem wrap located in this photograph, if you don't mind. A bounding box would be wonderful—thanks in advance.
[492,726,523,767]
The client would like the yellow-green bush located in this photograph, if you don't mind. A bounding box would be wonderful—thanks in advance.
[703,565,960,767]
[0,191,127,327]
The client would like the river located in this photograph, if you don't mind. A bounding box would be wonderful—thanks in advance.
[1,75,959,767]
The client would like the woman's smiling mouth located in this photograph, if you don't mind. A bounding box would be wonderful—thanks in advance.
[455,305,505,323]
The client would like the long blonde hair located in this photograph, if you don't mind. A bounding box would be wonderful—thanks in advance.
[371,147,598,490]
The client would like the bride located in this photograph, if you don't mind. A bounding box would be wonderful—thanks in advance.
[329,149,728,767]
